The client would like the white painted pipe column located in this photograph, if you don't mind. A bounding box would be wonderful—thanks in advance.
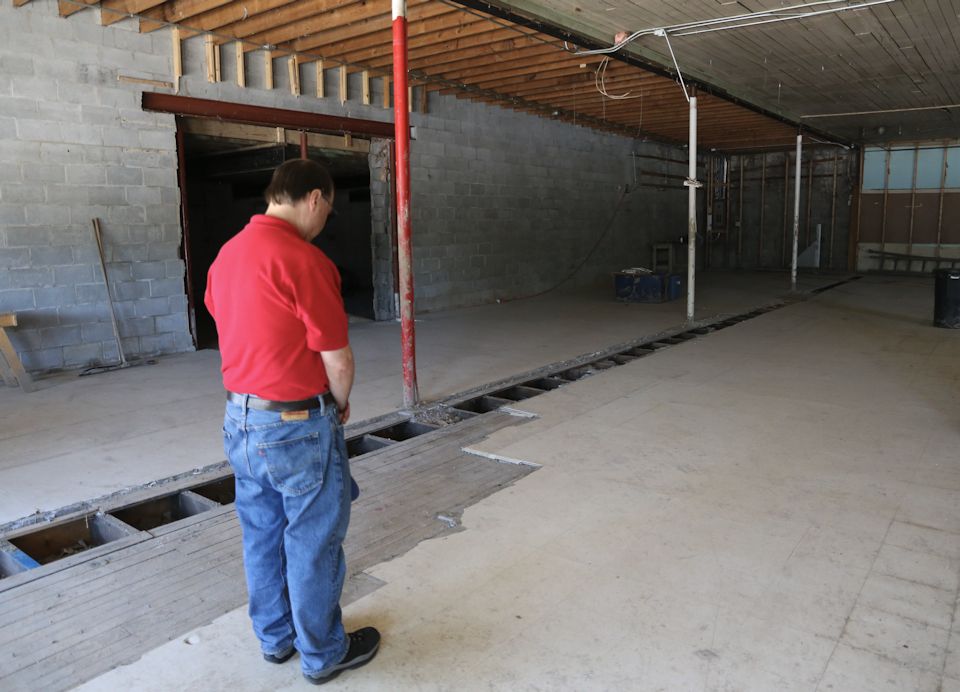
[686,95,698,322]
[791,133,802,291]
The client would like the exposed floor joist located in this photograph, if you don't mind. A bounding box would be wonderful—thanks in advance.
[0,411,535,692]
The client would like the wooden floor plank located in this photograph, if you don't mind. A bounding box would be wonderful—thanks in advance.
[0,516,240,625]
[0,412,535,691]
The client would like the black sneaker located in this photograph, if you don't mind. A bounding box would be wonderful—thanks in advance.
[263,646,295,664]
[303,627,381,685]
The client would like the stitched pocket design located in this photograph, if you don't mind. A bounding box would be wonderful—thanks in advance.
[256,432,324,495]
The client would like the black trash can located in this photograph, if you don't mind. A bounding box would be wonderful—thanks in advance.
[933,268,960,328]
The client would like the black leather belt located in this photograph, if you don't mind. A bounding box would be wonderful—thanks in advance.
[226,391,336,412]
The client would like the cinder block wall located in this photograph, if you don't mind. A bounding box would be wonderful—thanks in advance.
[403,106,685,311]
[0,2,187,372]
[0,0,689,374]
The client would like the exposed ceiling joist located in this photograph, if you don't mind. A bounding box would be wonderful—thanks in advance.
[36,0,954,149]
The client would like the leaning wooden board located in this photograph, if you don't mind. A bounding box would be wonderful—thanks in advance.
[0,313,34,393]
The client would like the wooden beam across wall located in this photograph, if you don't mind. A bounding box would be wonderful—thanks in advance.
[177,119,372,154]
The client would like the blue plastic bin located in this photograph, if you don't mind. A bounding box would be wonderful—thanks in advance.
[614,273,662,303]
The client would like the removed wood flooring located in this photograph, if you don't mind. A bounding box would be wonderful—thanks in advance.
[0,410,535,692]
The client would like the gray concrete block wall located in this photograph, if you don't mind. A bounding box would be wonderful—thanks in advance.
[403,99,688,312]
[163,26,689,316]
[0,0,190,373]
[2,0,691,373]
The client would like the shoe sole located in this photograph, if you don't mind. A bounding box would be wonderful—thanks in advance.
[303,643,380,685]
[263,648,296,664]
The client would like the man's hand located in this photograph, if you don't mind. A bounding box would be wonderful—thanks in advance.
[320,345,355,424]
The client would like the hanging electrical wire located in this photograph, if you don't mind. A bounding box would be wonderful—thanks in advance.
[594,57,642,100]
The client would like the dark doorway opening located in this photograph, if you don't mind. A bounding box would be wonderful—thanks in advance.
[178,119,375,349]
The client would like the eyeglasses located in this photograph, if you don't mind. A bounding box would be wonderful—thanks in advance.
[322,194,338,218]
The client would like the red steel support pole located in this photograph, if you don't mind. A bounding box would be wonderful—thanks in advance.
[393,0,418,408]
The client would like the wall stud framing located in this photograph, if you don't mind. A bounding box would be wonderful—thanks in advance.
[339,65,348,104]
[849,147,863,272]
[805,155,813,246]
[383,76,391,108]
[289,56,300,96]
[782,154,789,267]
[362,70,371,105]
[758,154,766,261]
[316,59,325,98]
[829,151,838,268]
[235,42,245,88]
[936,139,949,258]
[205,35,221,83]
[737,154,744,266]
[171,27,182,94]
[906,143,919,262]
[879,148,890,260]
[264,50,274,90]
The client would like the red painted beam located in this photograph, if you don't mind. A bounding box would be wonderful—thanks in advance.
[142,93,395,138]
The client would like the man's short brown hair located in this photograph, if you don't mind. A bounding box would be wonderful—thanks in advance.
[264,159,334,205]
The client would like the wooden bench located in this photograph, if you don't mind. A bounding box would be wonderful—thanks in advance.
[0,313,35,393]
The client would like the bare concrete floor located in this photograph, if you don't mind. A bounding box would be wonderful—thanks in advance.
[5,272,960,691]
[1,271,820,524]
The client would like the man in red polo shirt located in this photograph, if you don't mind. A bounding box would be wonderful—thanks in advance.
[205,159,380,685]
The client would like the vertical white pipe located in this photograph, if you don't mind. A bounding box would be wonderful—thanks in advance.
[686,96,697,322]
[791,133,802,291]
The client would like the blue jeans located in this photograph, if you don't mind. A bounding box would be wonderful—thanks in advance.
[223,396,351,675]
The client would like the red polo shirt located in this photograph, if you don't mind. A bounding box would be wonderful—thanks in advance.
[204,214,348,401]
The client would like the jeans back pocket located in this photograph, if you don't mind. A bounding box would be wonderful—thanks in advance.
[256,432,325,495]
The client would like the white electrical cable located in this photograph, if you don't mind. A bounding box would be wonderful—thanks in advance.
[594,57,642,100]
[673,0,895,36]
[659,31,689,102]
[574,0,896,56]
